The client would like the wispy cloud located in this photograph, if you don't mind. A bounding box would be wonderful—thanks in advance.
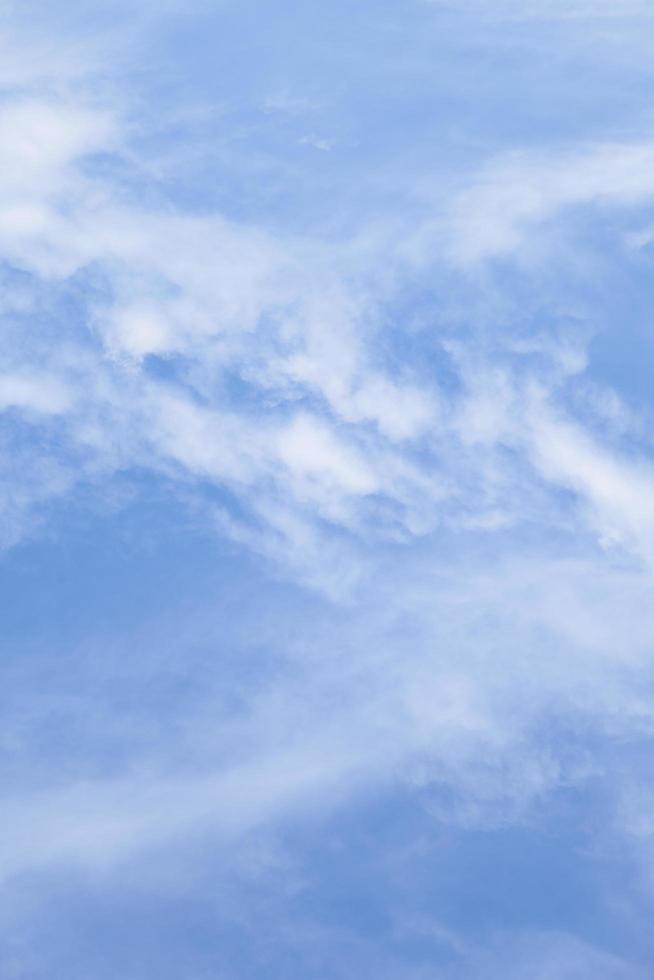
[448,142,654,263]
[3,0,654,975]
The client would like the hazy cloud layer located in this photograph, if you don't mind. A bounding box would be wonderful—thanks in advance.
[2,1,654,977]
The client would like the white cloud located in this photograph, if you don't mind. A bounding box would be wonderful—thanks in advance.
[425,0,654,20]
[449,142,654,263]
[277,413,378,497]
[525,403,654,562]
[0,373,71,415]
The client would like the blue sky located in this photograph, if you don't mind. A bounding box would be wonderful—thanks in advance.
[3,1,654,976]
